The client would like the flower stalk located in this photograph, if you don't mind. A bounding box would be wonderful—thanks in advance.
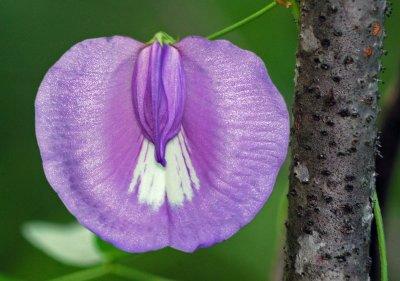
[372,190,388,281]
[206,1,277,40]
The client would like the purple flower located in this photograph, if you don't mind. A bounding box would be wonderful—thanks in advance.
[35,32,289,253]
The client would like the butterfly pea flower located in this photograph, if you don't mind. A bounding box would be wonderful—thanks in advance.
[35,32,289,253]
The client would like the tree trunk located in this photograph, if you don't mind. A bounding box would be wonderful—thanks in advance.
[284,1,386,280]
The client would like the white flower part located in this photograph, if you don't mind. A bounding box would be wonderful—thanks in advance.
[128,130,200,210]
[22,222,103,267]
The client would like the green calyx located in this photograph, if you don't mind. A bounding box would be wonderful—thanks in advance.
[147,31,176,45]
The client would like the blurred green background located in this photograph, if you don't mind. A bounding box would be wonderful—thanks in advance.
[0,1,399,280]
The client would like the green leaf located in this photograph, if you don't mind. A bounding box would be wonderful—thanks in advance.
[21,221,104,267]
[0,273,22,281]
[94,236,131,262]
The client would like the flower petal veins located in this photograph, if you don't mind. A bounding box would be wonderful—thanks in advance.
[35,35,289,252]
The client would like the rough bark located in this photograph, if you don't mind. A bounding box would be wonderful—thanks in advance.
[284,1,386,280]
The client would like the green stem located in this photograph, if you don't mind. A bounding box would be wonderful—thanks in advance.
[47,265,111,281]
[372,190,388,281]
[206,1,277,40]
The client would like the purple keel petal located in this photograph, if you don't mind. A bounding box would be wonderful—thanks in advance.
[35,36,171,252]
[170,37,290,252]
[132,42,185,166]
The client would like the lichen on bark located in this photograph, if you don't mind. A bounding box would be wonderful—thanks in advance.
[284,1,387,280]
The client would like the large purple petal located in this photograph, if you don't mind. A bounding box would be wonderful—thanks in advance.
[35,36,171,252]
[170,37,290,252]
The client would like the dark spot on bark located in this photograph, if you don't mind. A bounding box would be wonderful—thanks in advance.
[314,57,321,63]
[343,55,354,65]
[324,196,333,203]
[324,91,336,107]
[321,39,331,48]
[289,188,298,197]
[321,170,331,176]
[329,140,337,147]
[307,194,318,202]
[342,222,355,234]
[322,253,332,260]
[329,5,338,13]
[366,115,373,123]
[338,109,351,117]
[320,130,328,136]
[312,114,321,121]
[305,85,317,93]
[327,179,336,187]
[345,175,355,181]
[343,204,354,214]
[318,15,327,22]
[296,206,305,217]
[335,252,351,262]
[335,256,346,262]
[337,151,348,157]
[358,80,367,90]
[351,111,360,118]
[321,63,330,70]
[326,120,335,127]
[307,220,314,226]
[333,30,343,36]
[349,146,357,153]
[332,76,341,83]
[303,226,313,234]
[345,184,354,192]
